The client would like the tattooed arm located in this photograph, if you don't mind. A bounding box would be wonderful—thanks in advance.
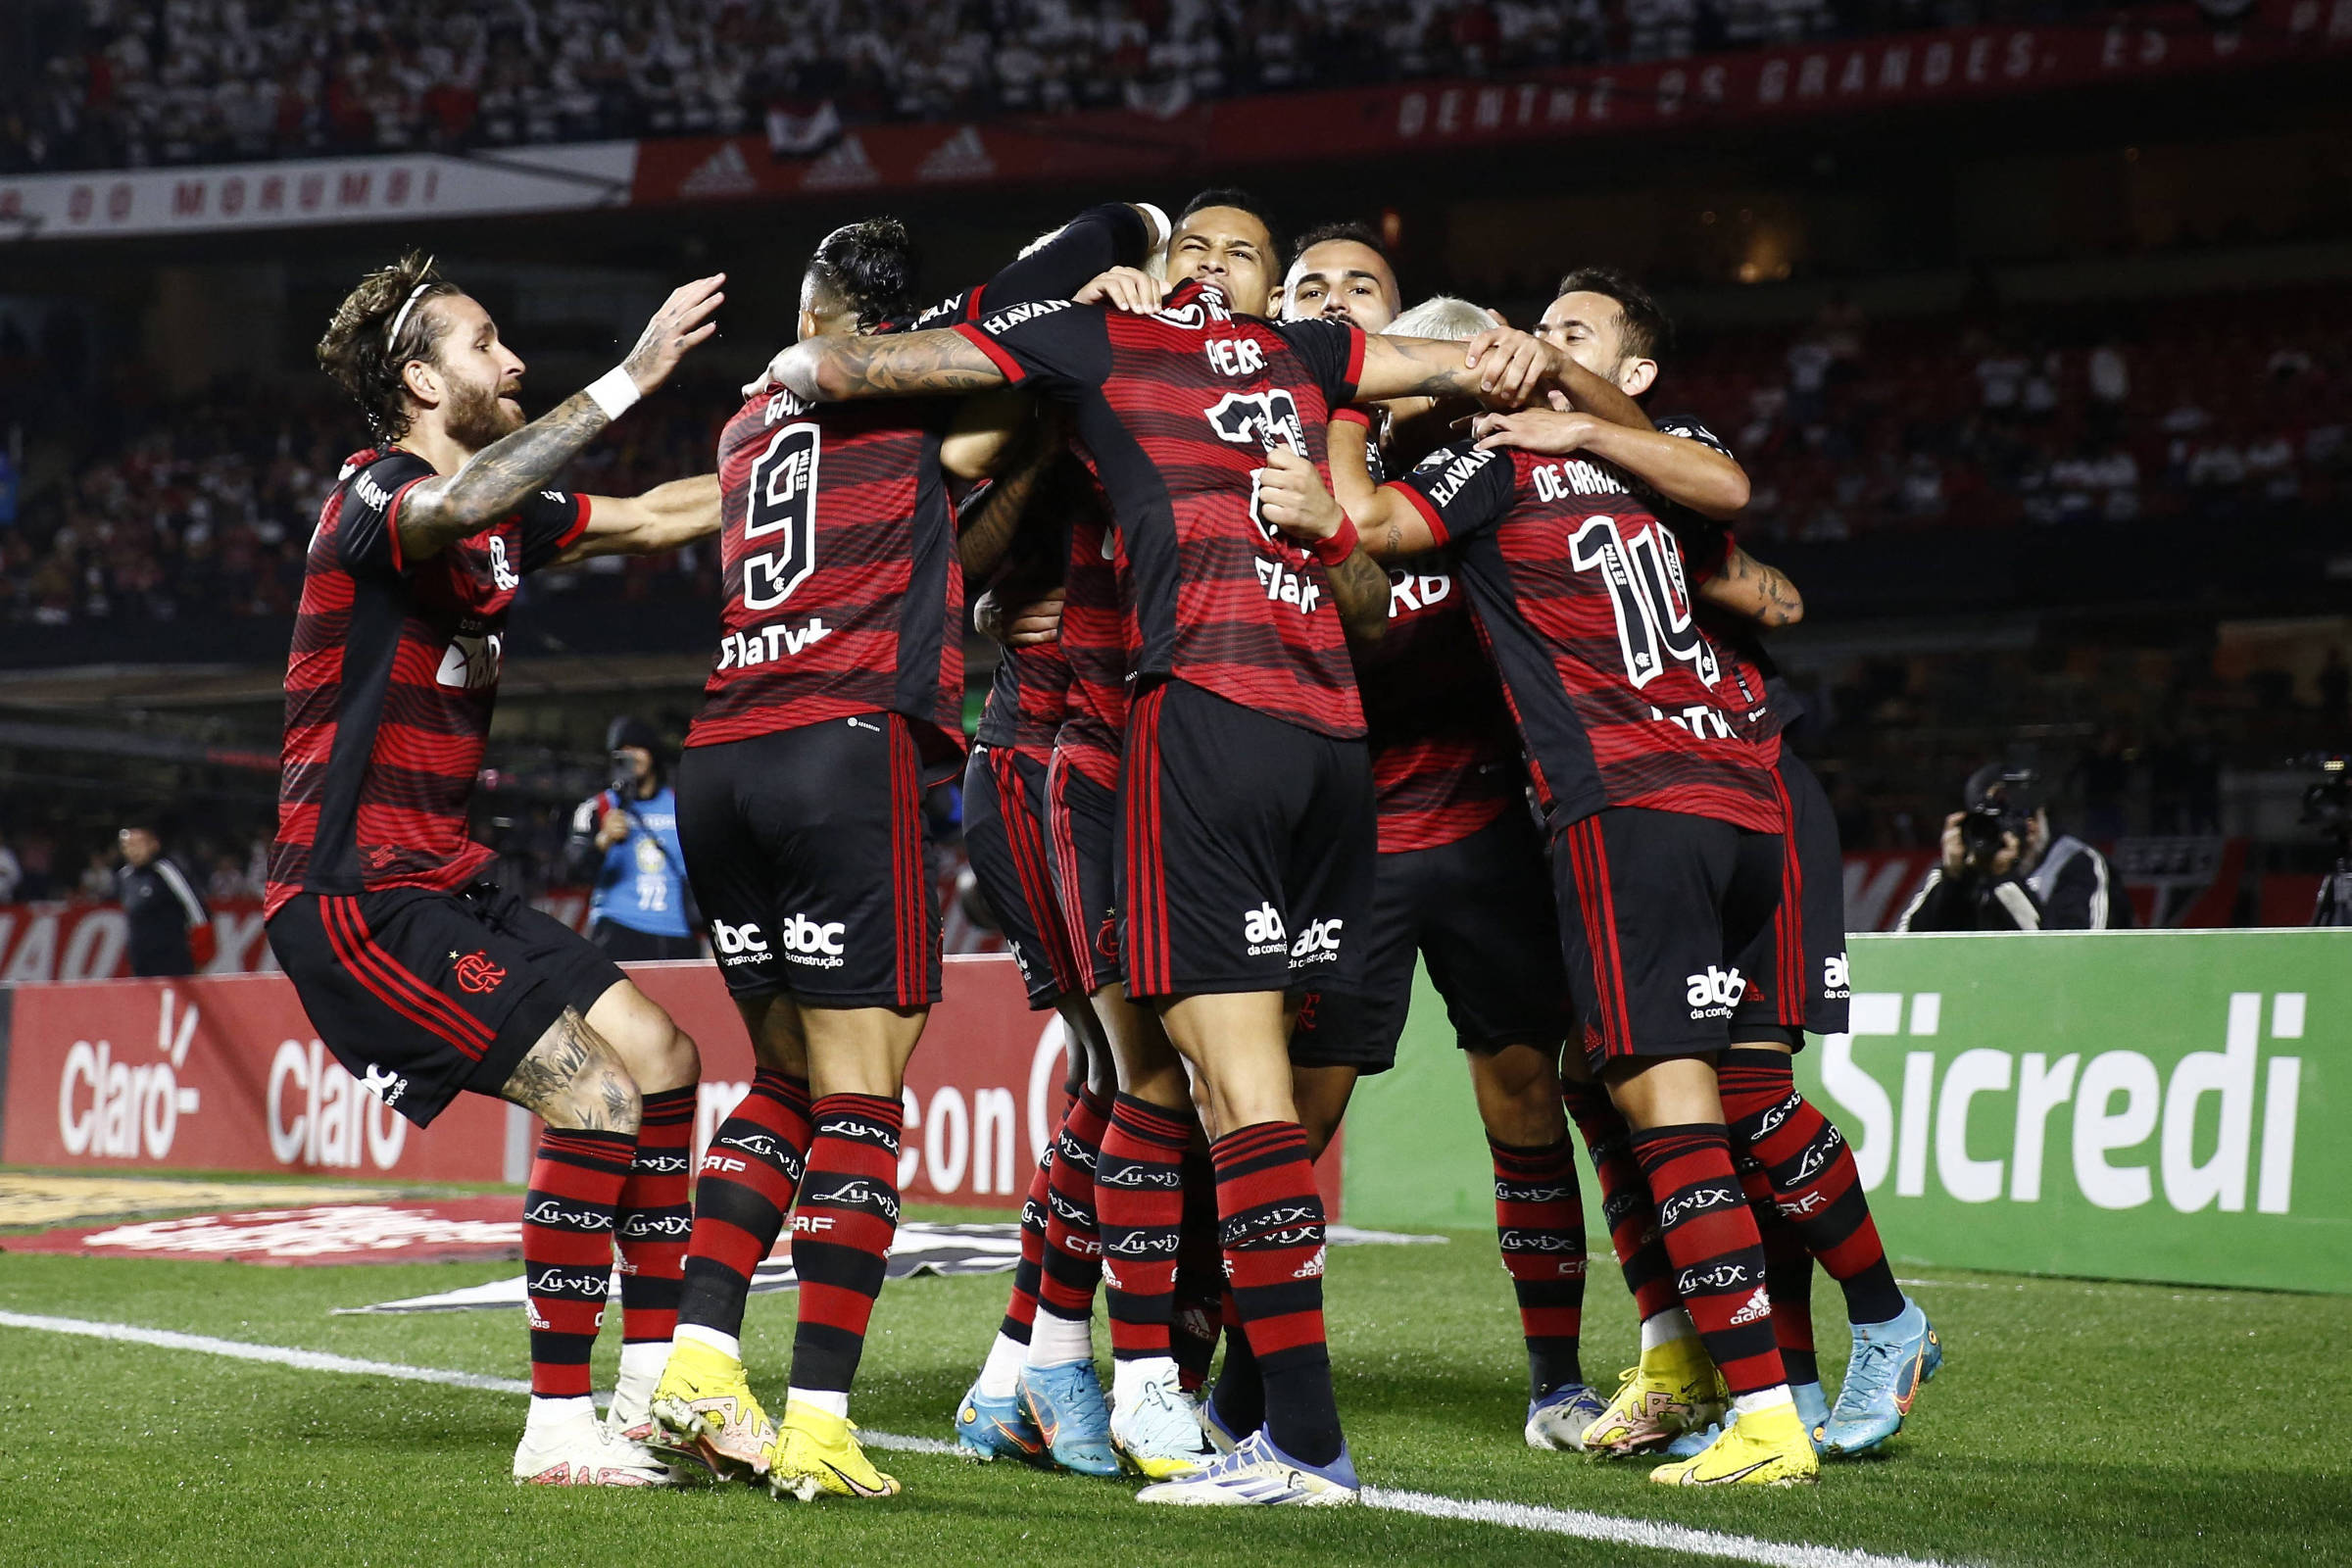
[1324,415,1442,563]
[1353,330,1653,428]
[1699,542,1805,628]
[1254,445,1387,646]
[955,405,1062,578]
[397,273,724,563]
[768,325,1009,405]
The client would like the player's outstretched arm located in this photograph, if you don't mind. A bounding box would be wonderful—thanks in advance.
[1697,542,1804,628]
[770,326,1007,404]
[398,274,724,562]
[953,401,1061,577]
[552,473,721,564]
[1473,407,1747,519]
[1324,415,1440,563]
[1255,445,1386,645]
[1353,330,1652,430]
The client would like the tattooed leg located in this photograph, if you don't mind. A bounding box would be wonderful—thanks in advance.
[500,1006,644,1135]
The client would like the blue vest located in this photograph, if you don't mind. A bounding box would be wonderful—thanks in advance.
[588,785,691,937]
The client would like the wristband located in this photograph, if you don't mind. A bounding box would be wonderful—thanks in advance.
[1308,514,1359,567]
[586,366,641,422]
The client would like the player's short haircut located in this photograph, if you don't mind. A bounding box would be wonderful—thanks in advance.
[1289,220,1386,272]
[317,251,466,443]
[1178,187,1280,258]
[1388,295,1496,343]
[807,217,919,331]
[1555,266,1672,361]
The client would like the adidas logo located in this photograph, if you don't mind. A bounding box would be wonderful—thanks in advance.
[1729,1286,1773,1325]
[679,140,758,198]
[917,125,995,181]
[801,133,879,191]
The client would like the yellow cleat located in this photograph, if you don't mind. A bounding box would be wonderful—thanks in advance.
[648,1339,777,1483]
[1648,1398,1820,1487]
[765,1402,902,1501]
[1580,1337,1728,1456]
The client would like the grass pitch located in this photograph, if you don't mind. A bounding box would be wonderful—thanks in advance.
[1,1202,2344,1567]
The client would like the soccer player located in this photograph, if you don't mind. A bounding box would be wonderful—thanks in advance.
[652,204,1165,1501]
[1468,271,1939,1460]
[1283,278,1822,1487]
[762,188,1627,1505]
[270,253,726,1486]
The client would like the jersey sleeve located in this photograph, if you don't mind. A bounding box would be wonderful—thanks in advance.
[334,451,437,577]
[971,203,1152,315]
[1272,317,1367,408]
[952,298,1111,395]
[1653,413,1735,459]
[1384,440,1513,546]
[515,486,592,574]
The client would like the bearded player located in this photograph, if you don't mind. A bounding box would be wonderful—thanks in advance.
[270,254,724,1486]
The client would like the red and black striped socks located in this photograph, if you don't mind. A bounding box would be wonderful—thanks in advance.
[523,1125,635,1399]
[1036,1090,1112,1338]
[676,1068,812,1347]
[1094,1092,1190,1370]
[1628,1122,1787,1399]
[1562,1079,1679,1322]
[1170,1150,1225,1393]
[786,1093,906,1408]
[1490,1135,1587,1398]
[1213,1121,1343,1467]
[1718,1048,1904,1327]
[616,1086,696,1348]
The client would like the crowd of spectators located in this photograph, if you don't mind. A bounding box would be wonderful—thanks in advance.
[3,0,2155,173]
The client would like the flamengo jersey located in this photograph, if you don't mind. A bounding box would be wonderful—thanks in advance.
[1054,461,1134,792]
[1387,424,1781,834]
[955,279,1368,739]
[265,448,588,917]
[689,380,965,755]
[1357,552,1521,854]
[972,479,1073,762]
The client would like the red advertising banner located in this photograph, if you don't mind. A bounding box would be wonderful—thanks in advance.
[0,956,1343,1212]
[632,2,2349,210]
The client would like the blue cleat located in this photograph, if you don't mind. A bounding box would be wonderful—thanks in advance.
[1017,1361,1122,1476]
[1524,1384,1610,1450]
[1134,1430,1359,1506]
[955,1379,1046,1464]
[1665,1379,1831,1458]
[1820,1298,1942,1455]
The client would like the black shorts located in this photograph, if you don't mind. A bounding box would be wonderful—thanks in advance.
[1291,807,1570,1076]
[1551,807,1784,1069]
[1731,750,1851,1040]
[964,742,1078,1009]
[677,713,941,1009]
[1116,679,1375,1000]
[1046,753,1122,995]
[590,920,705,962]
[268,882,624,1128]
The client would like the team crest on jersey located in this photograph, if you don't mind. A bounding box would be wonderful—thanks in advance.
[453,952,507,994]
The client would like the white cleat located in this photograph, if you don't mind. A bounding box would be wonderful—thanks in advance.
[1110,1366,1217,1480]
[514,1406,685,1487]
[1134,1430,1359,1506]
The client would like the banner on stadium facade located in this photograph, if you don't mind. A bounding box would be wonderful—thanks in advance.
[1343,929,2349,1294]
[0,143,635,241]
[0,957,1352,1213]
[631,0,2350,210]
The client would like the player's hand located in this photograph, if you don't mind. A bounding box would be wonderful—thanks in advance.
[1075,267,1167,316]
[1254,444,1344,543]
[1461,326,1560,405]
[1005,586,1066,647]
[622,273,726,395]
[1938,811,1968,876]
[1474,408,1599,455]
[594,810,630,851]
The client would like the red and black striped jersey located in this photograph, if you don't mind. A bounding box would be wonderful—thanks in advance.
[265,448,588,918]
[1054,462,1134,792]
[1386,422,1782,834]
[954,279,1368,740]
[1355,553,1521,854]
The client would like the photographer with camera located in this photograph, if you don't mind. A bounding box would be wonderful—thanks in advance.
[564,715,699,959]
[1896,762,2131,931]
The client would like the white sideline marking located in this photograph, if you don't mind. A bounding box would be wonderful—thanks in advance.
[0,1311,1956,1567]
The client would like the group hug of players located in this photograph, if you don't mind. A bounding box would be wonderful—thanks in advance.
[265,188,1940,1507]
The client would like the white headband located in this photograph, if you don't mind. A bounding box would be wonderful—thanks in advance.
[383,273,435,352]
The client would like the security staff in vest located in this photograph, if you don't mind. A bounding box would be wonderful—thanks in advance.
[564,716,699,958]
[1897,761,2131,931]
[117,823,211,976]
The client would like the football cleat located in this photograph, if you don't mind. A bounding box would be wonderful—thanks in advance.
[956,1379,1047,1464]
[1581,1337,1727,1456]
[765,1404,901,1501]
[648,1338,777,1482]
[1198,1391,1248,1455]
[513,1406,684,1487]
[1649,1398,1819,1487]
[1017,1360,1121,1477]
[1665,1380,1831,1459]
[1109,1366,1216,1479]
[1134,1430,1359,1506]
[1524,1383,1610,1451]
[1819,1299,1941,1455]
